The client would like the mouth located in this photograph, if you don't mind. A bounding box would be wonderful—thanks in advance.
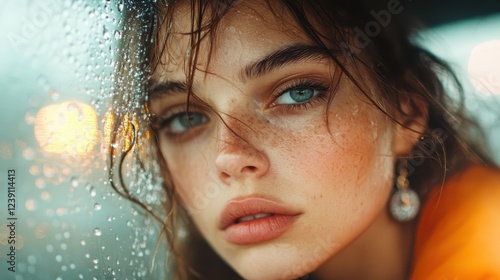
[219,197,301,245]
[235,213,275,223]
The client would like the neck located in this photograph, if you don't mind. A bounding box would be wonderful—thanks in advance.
[311,209,416,280]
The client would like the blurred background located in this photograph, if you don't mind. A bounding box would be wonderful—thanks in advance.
[0,0,499,279]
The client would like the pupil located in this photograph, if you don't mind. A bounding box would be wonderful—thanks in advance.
[180,112,202,128]
[290,88,314,102]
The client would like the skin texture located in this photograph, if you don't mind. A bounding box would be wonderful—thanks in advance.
[149,2,422,279]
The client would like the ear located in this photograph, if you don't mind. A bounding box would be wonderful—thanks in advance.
[392,94,429,156]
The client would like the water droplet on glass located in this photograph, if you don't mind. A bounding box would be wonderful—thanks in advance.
[55,255,62,262]
[114,30,122,40]
[46,244,54,252]
[85,253,90,258]
[94,228,102,236]
[94,203,101,211]
[70,177,79,187]
[81,240,86,246]
[93,258,99,265]
[89,187,96,197]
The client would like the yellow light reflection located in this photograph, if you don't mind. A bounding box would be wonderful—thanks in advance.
[468,40,500,96]
[34,101,98,155]
[103,110,148,152]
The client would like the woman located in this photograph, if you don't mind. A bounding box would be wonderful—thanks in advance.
[112,0,500,279]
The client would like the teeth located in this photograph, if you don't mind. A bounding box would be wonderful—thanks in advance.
[236,213,273,223]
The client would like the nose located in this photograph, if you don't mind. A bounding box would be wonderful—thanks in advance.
[214,125,270,184]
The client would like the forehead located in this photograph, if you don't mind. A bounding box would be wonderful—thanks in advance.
[152,1,310,82]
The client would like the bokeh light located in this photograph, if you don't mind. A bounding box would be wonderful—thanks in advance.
[468,40,500,96]
[34,101,98,155]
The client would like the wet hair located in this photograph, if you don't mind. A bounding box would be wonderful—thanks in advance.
[114,0,496,279]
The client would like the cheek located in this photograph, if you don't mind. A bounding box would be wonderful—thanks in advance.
[160,144,210,212]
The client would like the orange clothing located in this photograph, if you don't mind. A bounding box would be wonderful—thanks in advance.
[411,165,500,279]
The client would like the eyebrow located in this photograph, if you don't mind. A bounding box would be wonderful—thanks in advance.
[149,44,333,99]
[241,44,333,80]
[149,80,189,100]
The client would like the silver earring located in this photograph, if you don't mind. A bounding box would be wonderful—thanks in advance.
[389,160,420,222]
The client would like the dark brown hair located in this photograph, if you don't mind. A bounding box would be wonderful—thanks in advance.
[114,0,496,279]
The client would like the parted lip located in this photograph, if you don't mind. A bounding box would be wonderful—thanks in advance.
[218,196,301,230]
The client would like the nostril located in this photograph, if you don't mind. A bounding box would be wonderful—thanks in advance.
[220,171,231,180]
[243,166,257,173]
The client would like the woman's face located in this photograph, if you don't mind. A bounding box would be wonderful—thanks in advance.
[149,2,412,279]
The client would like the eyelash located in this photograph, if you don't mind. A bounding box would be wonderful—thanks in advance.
[272,79,330,111]
[152,107,204,135]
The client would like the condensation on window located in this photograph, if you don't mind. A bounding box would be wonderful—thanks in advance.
[0,1,167,279]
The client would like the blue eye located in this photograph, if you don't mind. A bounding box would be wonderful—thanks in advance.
[275,87,319,105]
[279,88,316,104]
[166,112,209,133]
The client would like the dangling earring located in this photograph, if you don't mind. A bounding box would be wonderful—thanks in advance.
[389,160,420,222]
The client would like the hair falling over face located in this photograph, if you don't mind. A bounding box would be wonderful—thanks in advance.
[113,0,498,279]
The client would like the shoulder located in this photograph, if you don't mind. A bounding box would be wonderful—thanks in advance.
[411,165,500,280]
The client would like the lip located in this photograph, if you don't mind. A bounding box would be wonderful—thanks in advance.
[219,197,301,245]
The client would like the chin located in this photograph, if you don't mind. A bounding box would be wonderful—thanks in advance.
[227,246,324,280]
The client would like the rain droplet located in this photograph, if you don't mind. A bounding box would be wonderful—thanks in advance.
[94,228,102,236]
[93,258,99,265]
[56,255,62,262]
[114,30,122,40]
[81,240,86,246]
[85,253,90,258]
[46,244,54,252]
[89,187,96,197]
[94,203,101,211]
[70,177,79,187]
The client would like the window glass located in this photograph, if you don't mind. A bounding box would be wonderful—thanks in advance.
[0,1,167,279]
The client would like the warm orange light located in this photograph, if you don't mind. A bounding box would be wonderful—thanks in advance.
[34,101,98,155]
[103,110,146,152]
[468,40,500,96]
